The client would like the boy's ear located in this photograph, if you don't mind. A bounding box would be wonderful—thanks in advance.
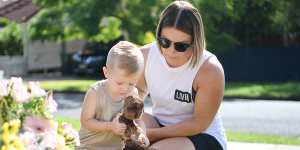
[103,66,108,78]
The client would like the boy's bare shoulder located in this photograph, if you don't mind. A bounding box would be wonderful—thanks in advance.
[140,44,151,52]
[84,81,103,101]
[139,43,152,61]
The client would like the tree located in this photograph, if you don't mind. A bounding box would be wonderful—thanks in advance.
[30,0,123,42]
[191,0,239,53]
[0,21,23,56]
[115,0,170,44]
[28,0,299,55]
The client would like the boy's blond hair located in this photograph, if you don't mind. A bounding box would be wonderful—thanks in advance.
[106,41,144,75]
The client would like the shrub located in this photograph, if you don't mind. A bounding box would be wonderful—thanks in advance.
[0,77,80,149]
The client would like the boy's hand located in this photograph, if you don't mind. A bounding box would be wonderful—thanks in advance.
[133,124,150,146]
[111,114,126,136]
[137,133,150,146]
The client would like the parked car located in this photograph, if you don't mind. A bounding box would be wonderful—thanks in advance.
[71,36,124,77]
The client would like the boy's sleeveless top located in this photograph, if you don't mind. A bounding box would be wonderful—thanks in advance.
[77,80,138,150]
[145,42,227,150]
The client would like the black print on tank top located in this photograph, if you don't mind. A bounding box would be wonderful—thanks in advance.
[174,89,193,103]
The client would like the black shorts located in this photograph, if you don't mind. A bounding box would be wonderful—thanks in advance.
[157,121,223,150]
[188,133,223,150]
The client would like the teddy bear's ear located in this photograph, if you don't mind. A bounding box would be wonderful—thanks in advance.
[124,96,134,106]
[127,96,134,100]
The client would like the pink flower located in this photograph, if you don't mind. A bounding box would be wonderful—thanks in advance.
[23,116,57,134]
[0,79,9,99]
[28,82,46,98]
[10,77,30,103]
[45,91,58,113]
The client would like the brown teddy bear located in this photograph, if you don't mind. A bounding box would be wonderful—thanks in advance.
[119,96,155,150]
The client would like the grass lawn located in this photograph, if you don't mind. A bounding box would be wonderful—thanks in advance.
[41,80,96,92]
[227,130,300,145]
[225,82,300,100]
[41,80,300,100]
[56,116,300,145]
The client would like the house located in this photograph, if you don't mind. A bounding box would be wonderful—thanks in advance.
[0,0,38,76]
[0,0,38,23]
[0,0,85,76]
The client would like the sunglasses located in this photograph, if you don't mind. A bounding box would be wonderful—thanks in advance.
[158,37,191,52]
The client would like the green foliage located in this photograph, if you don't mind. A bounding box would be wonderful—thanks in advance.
[0,23,23,56]
[0,18,10,27]
[29,5,83,41]
[91,16,122,43]
[22,97,52,119]
[116,0,170,44]
[143,31,156,45]
[30,0,122,42]
[29,9,65,41]
[29,0,164,44]
[190,0,300,52]
[0,96,23,124]
[192,0,240,52]
[230,0,284,44]
[29,0,299,52]
[66,0,121,39]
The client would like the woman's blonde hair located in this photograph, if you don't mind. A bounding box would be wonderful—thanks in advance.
[106,41,144,75]
[156,0,206,68]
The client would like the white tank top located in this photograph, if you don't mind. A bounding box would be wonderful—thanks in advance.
[145,42,227,150]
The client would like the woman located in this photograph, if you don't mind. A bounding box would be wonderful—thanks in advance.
[136,1,227,150]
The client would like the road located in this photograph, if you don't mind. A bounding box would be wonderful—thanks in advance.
[54,93,300,138]
[220,99,300,138]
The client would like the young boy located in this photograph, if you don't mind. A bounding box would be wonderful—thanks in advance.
[76,41,145,150]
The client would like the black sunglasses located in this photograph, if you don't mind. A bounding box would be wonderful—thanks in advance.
[158,37,191,52]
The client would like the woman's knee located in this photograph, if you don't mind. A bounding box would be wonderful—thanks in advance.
[150,137,195,150]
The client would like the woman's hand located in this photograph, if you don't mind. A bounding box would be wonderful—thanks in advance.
[111,114,127,136]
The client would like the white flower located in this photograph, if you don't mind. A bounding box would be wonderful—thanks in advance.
[20,131,39,150]
[45,91,58,113]
[10,77,23,89]
[28,82,47,98]
[0,79,9,99]
[10,77,30,103]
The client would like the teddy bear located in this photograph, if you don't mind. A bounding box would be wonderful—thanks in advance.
[119,96,155,150]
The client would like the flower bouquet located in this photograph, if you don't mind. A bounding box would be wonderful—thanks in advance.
[0,77,79,149]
